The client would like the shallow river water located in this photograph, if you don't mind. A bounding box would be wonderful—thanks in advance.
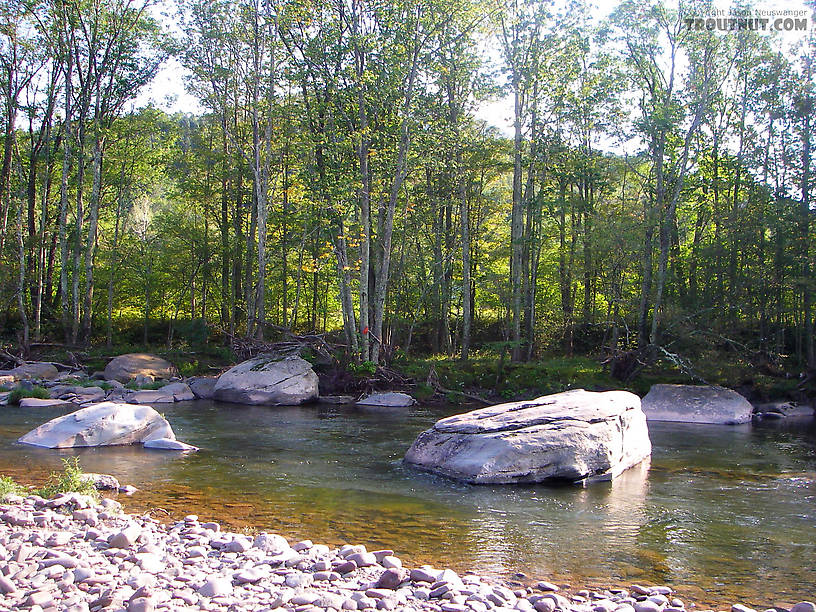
[0,401,813,607]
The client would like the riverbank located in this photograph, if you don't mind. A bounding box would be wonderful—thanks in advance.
[2,491,812,612]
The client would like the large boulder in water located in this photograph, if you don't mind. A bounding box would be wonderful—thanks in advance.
[212,355,319,405]
[17,401,195,450]
[104,353,176,383]
[403,389,651,484]
[642,384,752,425]
[187,376,218,399]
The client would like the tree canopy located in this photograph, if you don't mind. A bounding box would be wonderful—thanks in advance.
[0,0,814,379]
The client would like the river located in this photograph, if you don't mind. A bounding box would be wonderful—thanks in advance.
[0,400,813,607]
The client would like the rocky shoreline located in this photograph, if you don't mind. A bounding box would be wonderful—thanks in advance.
[0,493,813,612]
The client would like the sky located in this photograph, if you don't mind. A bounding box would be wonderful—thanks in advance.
[135,0,813,141]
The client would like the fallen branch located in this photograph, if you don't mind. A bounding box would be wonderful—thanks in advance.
[426,366,492,405]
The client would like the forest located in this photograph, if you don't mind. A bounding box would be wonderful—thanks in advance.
[0,0,814,388]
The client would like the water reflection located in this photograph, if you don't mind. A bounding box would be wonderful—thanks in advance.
[0,403,813,607]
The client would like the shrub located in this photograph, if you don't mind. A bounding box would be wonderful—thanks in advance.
[0,475,24,500]
[34,458,99,500]
[8,385,51,404]
[125,380,167,391]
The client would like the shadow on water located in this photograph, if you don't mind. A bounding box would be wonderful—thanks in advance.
[0,401,813,607]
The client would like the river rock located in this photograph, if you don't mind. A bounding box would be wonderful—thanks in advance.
[186,376,217,399]
[161,382,196,401]
[253,532,290,554]
[356,392,416,408]
[791,604,816,612]
[126,389,176,404]
[143,438,198,451]
[17,402,187,449]
[753,401,814,419]
[319,395,356,405]
[6,362,59,381]
[79,473,120,490]
[403,389,652,484]
[104,354,176,383]
[642,385,753,425]
[19,397,75,408]
[212,355,319,405]
[198,576,233,597]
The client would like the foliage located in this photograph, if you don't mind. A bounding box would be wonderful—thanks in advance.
[0,0,813,392]
[34,458,99,501]
[8,386,51,404]
[348,361,378,376]
[124,380,168,391]
[0,475,25,500]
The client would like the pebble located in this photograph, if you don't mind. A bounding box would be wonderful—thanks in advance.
[376,568,405,590]
[108,525,141,549]
[0,496,799,612]
[197,576,233,597]
[0,575,17,593]
[635,600,663,612]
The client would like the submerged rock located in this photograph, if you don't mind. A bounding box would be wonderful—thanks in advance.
[404,389,651,484]
[642,384,753,425]
[17,401,195,450]
[212,355,319,405]
[104,353,176,383]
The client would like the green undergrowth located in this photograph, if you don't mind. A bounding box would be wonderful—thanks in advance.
[0,458,99,502]
[8,385,51,404]
[57,376,113,391]
[33,458,99,501]
[396,353,622,402]
[0,475,25,500]
[395,348,801,402]
[124,380,168,391]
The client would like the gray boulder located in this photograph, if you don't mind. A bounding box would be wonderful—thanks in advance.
[356,392,415,408]
[404,389,651,484]
[212,355,319,405]
[80,473,121,490]
[642,384,753,425]
[125,382,195,404]
[126,390,176,404]
[187,376,218,399]
[104,353,176,383]
[752,401,814,419]
[18,397,75,408]
[4,362,59,381]
[162,382,196,401]
[17,401,192,450]
[143,437,198,451]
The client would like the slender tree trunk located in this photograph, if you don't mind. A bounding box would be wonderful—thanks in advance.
[17,177,30,352]
[81,135,104,342]
[510,81,524,360]
[800,68,813,367]
[220,113,230,326]
[459,143,471,360]
[370,40,422,364]
[58,57,73,342]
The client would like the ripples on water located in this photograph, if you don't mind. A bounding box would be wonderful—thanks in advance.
[0,401,813,607]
